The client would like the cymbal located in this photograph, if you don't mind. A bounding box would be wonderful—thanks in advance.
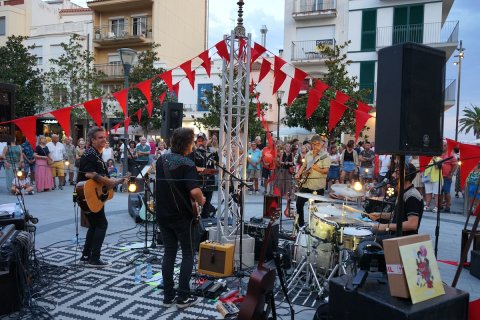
[331,184,366,198]
[295,192,334,202]
[323,215,359,226]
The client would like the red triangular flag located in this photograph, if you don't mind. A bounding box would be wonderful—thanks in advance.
[172,82,180,97]
[287,78,302,106]
[83,98,102,127]
[419,156,432,173]
[328,100,347,132]
[51,107,72,138]
[335,91,350,105]
[215,40,230,63]
[187,70,196,89]
[112,89,129,117]
[272,69,287,95]
[136,109,142,122]
[256,101,262,119]
[357,100,372,113]
[180,60,195,89]
[249,79,255,94]
[238,38,246,58]
[258,58,271,84]
[198,50,211,77]
[159,70,173,91]
[112,123,120,134]
[445,138,458,155]
[251,42,266,63]
[158,91,167,105]
[306,80,329,118]
[124,117,130,130]
[274,55,286,71]
[136,79,153,117]
[14,116,37,147]
[293,67,308,82]
[354,110,373,141]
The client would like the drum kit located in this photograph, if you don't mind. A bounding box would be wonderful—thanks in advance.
[287,185,375,299]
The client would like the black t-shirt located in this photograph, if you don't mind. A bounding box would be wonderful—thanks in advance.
[77,146,108,183]
[392,185,423,235]
[344,150,354,162]
[35,145,50,157]
[190,147,219,187]
[156,153,200,225]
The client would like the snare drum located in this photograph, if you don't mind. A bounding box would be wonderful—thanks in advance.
[294,233,333,270]
[310,212,338,241]
[341,227,372,251]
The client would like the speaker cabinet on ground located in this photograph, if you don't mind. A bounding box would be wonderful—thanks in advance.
[375,42,446,156]
[160,102,183,140]
[198,241,234,277]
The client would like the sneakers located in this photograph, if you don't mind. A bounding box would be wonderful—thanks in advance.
[52,185,56,190]
[176,296,201,309]
[163,297,176,307]
[87,259,110,268]
[27,191,34,195]
[432,207,438,213]
[80,255,90,264]
[59,185,63,190]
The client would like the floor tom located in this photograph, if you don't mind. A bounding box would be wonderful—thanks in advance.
[341,227,373,251]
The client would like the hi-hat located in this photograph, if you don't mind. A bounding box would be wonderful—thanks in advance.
[295,192,334,202]
[331,184,366,198]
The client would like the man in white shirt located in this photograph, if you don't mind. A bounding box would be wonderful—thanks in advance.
[102,141,114,163]
[46,134,66,190]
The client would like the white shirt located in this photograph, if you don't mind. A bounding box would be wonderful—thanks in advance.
[102,147,114,163]
[379,155,391,176]
[46,141,65,161]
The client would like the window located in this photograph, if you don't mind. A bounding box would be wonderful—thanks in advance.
[31,46,43,65]
[393,5,424,44]
[50,44,64,60]
[132,16,147,36]
[0,17,5,36]
[110,18,125,37]
[360,61,375,104]
[361,9,377,51]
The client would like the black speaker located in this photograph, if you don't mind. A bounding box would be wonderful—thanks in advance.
[375,42,445,156]
[161,102,183,140]
[0,83,16,135]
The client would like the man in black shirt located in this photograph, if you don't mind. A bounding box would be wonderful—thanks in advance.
[77,127,124,267]
[156,128,206,309]
[367,163,423,237]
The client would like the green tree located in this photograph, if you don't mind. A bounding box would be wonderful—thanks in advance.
[43,34,106,135]
[284,42,371,140]
[459,104,480,138]
[0,35,43,117]
[193,82,267,140]
[121,43,169,136]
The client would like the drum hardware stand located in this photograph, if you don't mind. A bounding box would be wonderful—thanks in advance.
[286,202,324,297]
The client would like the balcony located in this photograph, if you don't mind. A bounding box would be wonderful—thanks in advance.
[292,0,336,20]
[291,39,335,62]
[444,78,456,110]
[30,22,85,37]
[376,21,459,58]
[94,63,126,80]
[93,22,152,48]
[87,0,153,13]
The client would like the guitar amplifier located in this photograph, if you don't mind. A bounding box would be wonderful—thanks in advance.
[244,218,279,261]
[198,241,234,277]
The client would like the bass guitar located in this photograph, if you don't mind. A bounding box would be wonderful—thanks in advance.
[296,152,328,188]
[75,179,115,213]
[238,214,278,320]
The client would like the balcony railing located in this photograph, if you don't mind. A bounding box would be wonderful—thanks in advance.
[293,0,336,15]
[94,63,126,78]
[93,22,152,41]
[30,22,85,37]
[376,21,459,48]
[291,39,335,61]
[444,78,456,103]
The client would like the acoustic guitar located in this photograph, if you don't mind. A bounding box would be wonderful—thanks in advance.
[238,214,278,320]
[75,179,114,213]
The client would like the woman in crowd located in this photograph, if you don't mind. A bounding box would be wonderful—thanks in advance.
[2,135,23,191]
[34,135,54,192]
[340,140,358,184]
[423,156,442,213]
[278,143,295,196]
[327,144,340,190]
[75,139,86,178]
[156,141,168,158]
[127,140,138,176]
[466,161,480,210]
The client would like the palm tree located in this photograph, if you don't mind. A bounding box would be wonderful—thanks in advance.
[459,104,480,138]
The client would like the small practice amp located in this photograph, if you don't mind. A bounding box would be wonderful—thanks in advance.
[198,241,234,277]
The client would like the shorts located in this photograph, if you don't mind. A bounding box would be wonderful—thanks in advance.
[469,185,480,200]
[248,168,261,179]
[262,167,271,179]
[327,166,340,180]
[23,162,36,174]
[424,181,440,195]
[51,161,65,177]
[342,161,355,173]
[359,166,373,179]
[441,177,452,194]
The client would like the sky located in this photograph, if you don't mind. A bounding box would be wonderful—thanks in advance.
[71,0,478,141]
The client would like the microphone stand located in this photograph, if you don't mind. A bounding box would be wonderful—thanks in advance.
[213,160,251,275]
[123,144,159,266]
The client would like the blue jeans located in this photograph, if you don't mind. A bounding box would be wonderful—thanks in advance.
[159,219,195,301]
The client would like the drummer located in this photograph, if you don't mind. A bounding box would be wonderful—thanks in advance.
[295,135,331,228]
[366,163,423,238]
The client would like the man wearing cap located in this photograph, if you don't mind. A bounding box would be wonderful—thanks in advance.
[295,135,331,227]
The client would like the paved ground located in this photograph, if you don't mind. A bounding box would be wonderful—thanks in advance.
[0,168,479,318]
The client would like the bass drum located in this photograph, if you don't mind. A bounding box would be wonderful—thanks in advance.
[293,233,334,270]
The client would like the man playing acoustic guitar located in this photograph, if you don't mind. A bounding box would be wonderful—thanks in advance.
[77,127,125,268]
[295,135,331,227]
[156,128,206,309]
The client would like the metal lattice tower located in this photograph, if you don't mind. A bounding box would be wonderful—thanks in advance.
[215,0,251,241]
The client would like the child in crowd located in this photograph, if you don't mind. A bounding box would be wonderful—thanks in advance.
[11,171,34,195]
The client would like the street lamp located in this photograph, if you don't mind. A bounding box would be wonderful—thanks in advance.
[276,90,285,144]
[117,47,137,177]
[454,40,465,142]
